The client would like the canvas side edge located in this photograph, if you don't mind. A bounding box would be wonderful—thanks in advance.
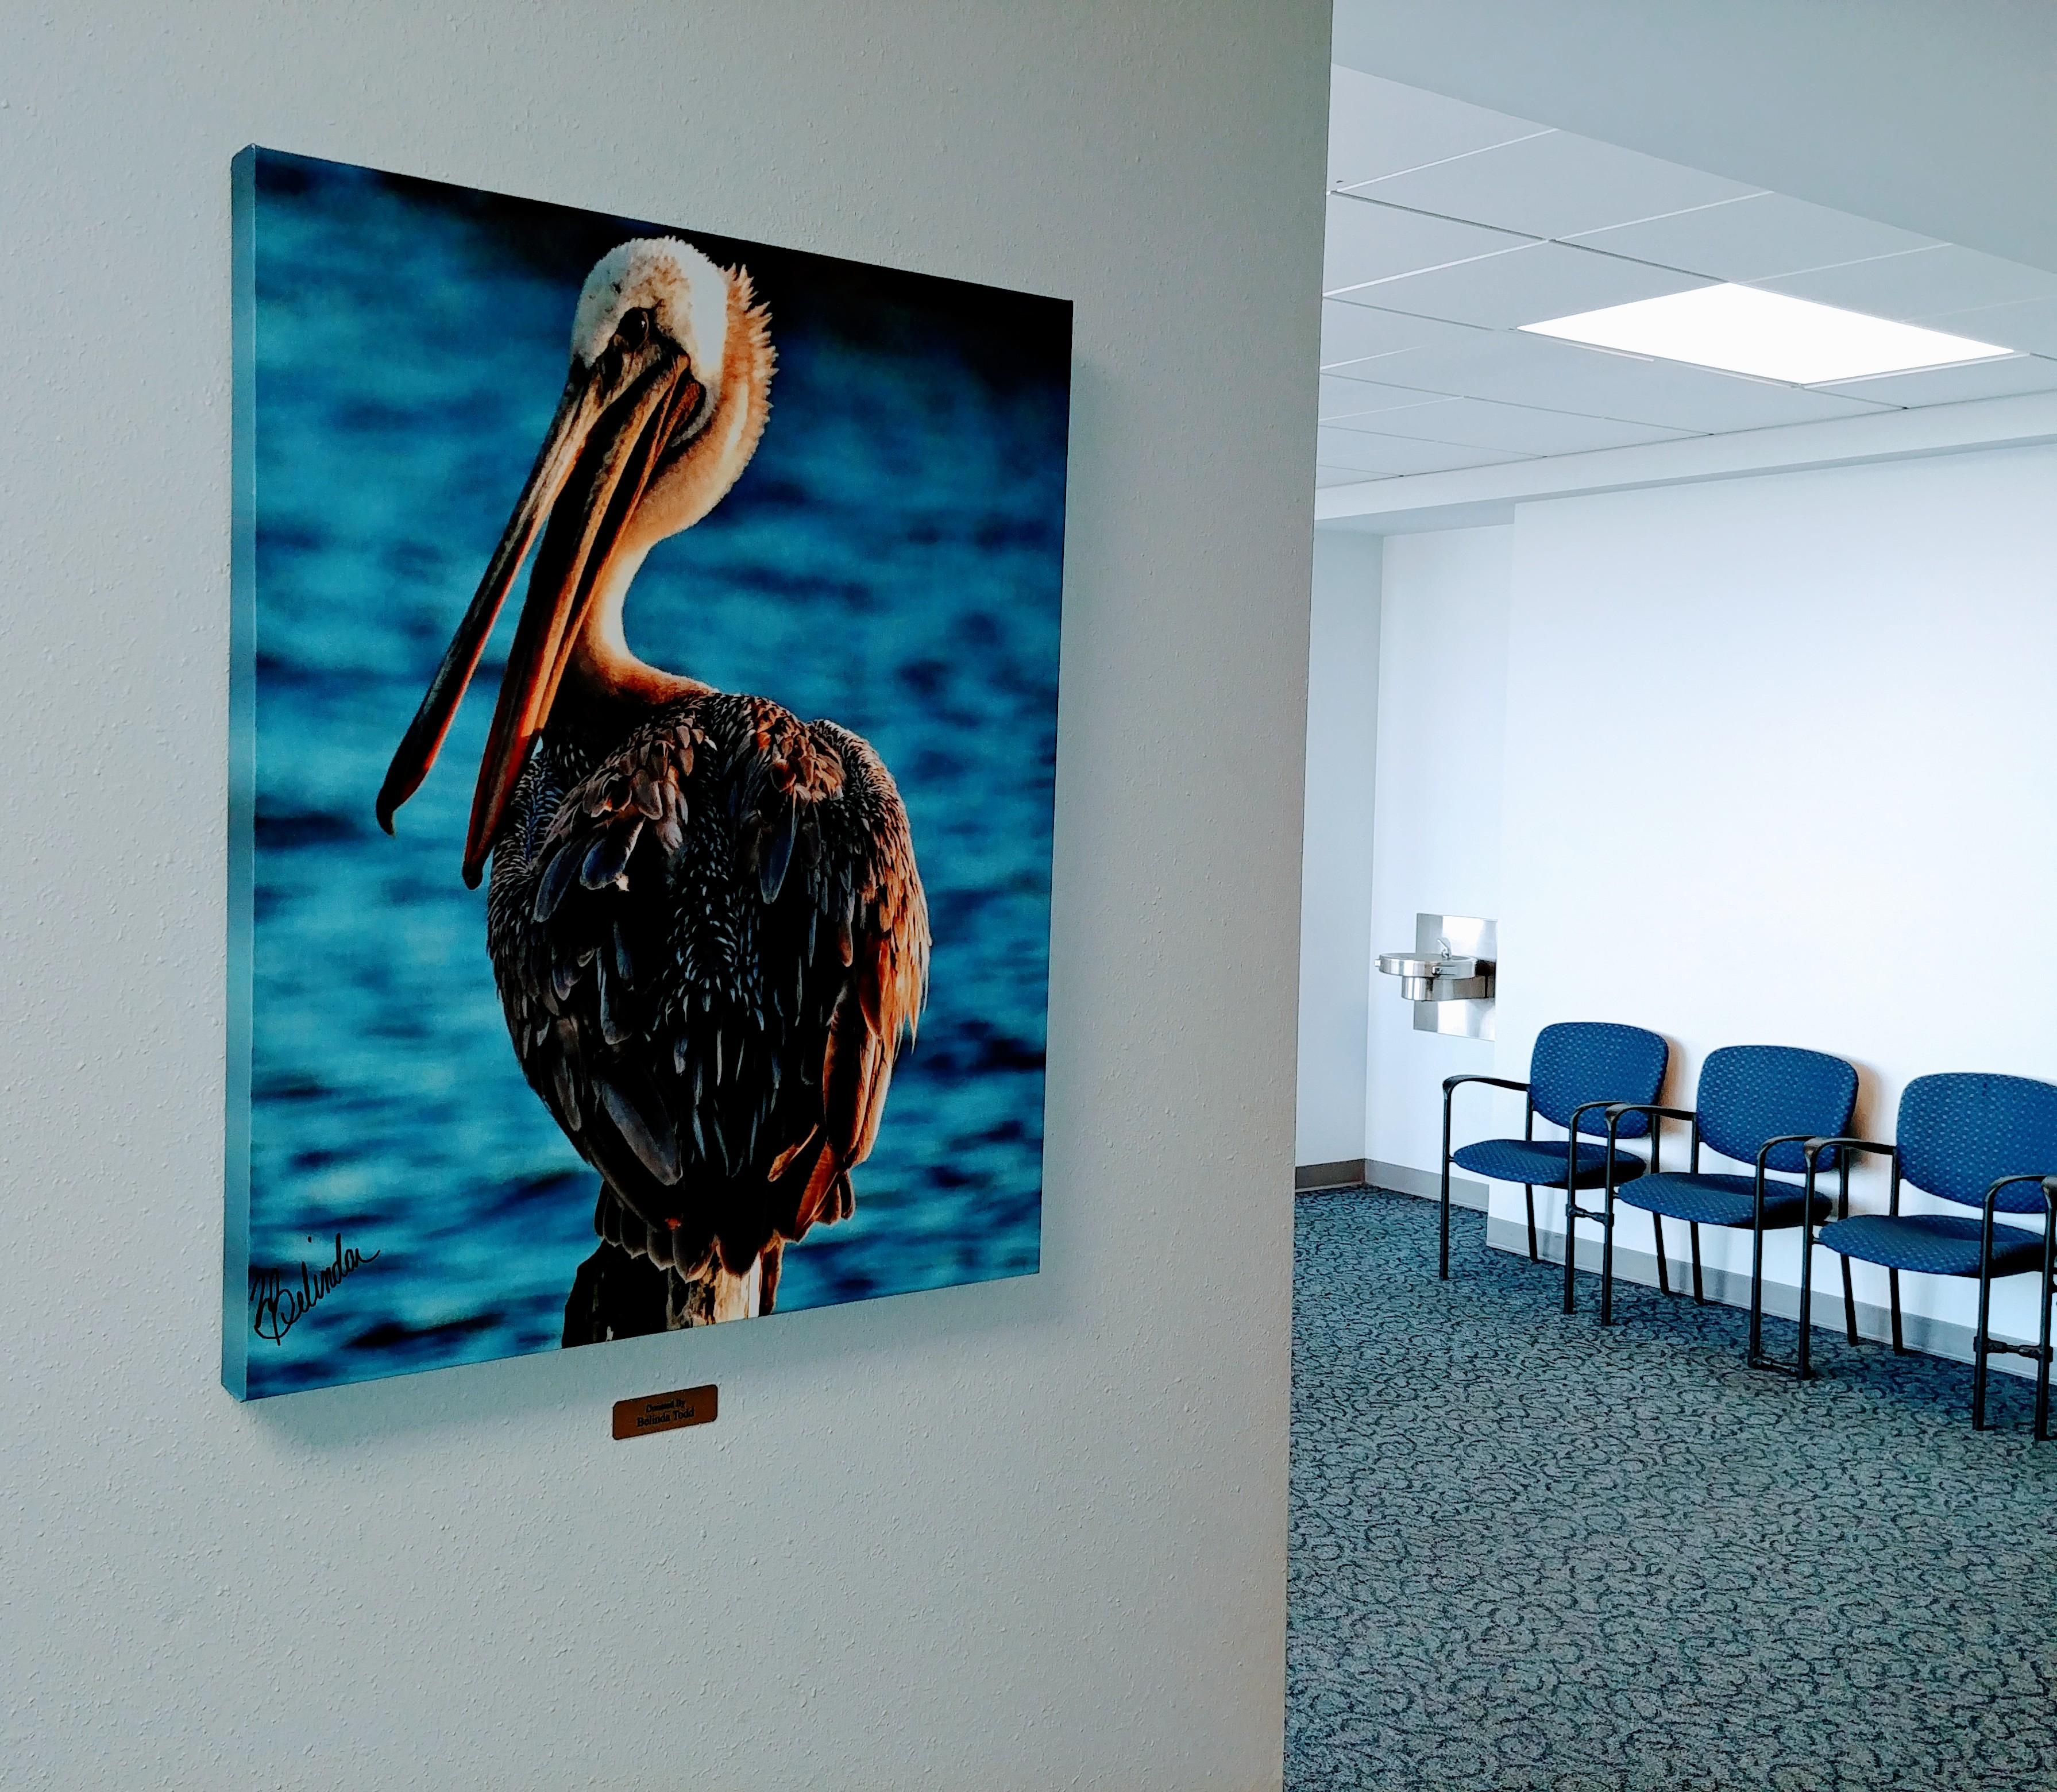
[222,146,258,1400]
[1026,299,1075,1280]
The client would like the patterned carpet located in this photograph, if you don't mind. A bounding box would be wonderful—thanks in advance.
[1289,1188,2057,1792]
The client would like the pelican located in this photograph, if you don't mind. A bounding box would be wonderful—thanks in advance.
[376,238,929,1338]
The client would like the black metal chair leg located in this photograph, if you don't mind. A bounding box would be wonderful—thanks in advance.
[1747,1208,1767,1365]
[1652,1214,1670,1296]
[2037,1243,2055,1443]
[1972,1319,1990,1430]
[2041,1187,2057,1443]
[1562,1188,1578,1314]
[1690,1224,1704,1304]
[1797,1225,1817,1381]
[1524,1185,1538,1262]
[1889,1270,1904,1353]
[1600,1180,1618,1327]
[1438,1135,1453,1282]
[1840,1258,1858,1347]
[1973,1233,1995,1431]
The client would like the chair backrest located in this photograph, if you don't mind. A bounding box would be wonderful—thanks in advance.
[1695,1045,1858,1175]
[1896,1072,2057,1214]
[1530,1022,1669,1139]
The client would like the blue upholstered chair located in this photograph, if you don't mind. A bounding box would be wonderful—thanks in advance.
[1793,1072,2057,1436]
[1594,1045,1858,1335]
[1439,1021,1669,1287]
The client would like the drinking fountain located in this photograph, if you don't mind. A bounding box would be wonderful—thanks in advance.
[1376,913,1497,1039]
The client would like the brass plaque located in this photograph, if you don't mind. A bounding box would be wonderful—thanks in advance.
[612,1383,718,1440]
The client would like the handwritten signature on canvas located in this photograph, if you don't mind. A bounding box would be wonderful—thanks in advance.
[249,1234,381,1344]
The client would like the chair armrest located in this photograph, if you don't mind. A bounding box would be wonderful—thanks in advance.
[1603,1103,1693,1160]
[1569,1099,1665,1142]
[1565,1100,1651,1189]
[1804,1135,1893,1163]
[1981,1172,2047,1216]
[1604,1102,1696,1128]
[2044,1175,2057,1217]
[1755,1131,1843,1171]
[1801,1139,1891,1222]
[1441,1074,1532,1172]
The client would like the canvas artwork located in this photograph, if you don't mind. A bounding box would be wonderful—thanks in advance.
[225,148,1068,1399]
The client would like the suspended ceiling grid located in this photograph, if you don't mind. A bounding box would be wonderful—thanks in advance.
[1317,68,2057,489]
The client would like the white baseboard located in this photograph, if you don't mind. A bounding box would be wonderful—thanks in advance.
[1293,1157,1489,1210]
[1480,1211,2036,1379]
[1294,1157,1368,1193]
[1310,1163,2041,1382]
[1370,1158,1489,1210]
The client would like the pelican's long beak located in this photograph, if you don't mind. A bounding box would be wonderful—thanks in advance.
[376,349,701,887]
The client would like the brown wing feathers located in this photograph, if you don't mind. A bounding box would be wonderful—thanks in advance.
[485,692,928,1299]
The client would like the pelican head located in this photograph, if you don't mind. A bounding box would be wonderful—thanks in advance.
[376,237,774,885]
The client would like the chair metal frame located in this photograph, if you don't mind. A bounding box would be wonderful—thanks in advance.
[1557,1099,1659,1317]
[1448,1061,1670,1300]
[1448,1078,1654,1292]
[1440,1026,1665,1287]
[1439,1073,1533,1281]
[1789,1137,2057,1436]
[1591,1103,1851,1338]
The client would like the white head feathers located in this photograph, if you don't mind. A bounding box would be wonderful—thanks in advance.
[570,238,733,395]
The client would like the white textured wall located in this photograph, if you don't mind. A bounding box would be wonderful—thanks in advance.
[1365,447,2057,1342]
[1363,527,1515,1176]
[1295,531,1381,1167]
[0,7,1326,1789]
[1498,447,2057,1342]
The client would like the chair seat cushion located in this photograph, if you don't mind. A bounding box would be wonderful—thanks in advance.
[1816,1212,2047,1278]
[1614,1171,1829,1229]
[1452,1138,1646,1189]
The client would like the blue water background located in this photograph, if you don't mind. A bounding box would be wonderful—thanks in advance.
[244,155,1066,1396]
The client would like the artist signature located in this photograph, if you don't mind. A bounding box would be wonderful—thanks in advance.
[249,1234,381,1344]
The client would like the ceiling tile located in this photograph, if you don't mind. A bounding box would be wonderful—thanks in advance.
[1345,396,1697,456]
[1311,68,2057,495]
[1372,330,1897,433]
[1568,192,1939,282]
[1327,65,1547,191]
[1755,246,2057,320]
[1318,375,1457,420]
[1809,353,2057,407]
[1323,194,1528,295]
[1342,130,1757,240]
[1359,241,1710,331]
[1316,427,1531,476]
[1904,295,2057,357]
[1321,300,1492,370]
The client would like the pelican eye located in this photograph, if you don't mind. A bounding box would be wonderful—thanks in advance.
[616,308,653,352]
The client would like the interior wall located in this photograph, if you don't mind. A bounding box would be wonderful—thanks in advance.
[1497,446,2057,1343]
[1363,527,1515,1177]
[1359,444,2057,1342]
[0,7,1328,1790]
[1295,531,1381,1168]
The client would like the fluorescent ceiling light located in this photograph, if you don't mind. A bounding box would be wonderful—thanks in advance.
[1520,283,2013,385]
